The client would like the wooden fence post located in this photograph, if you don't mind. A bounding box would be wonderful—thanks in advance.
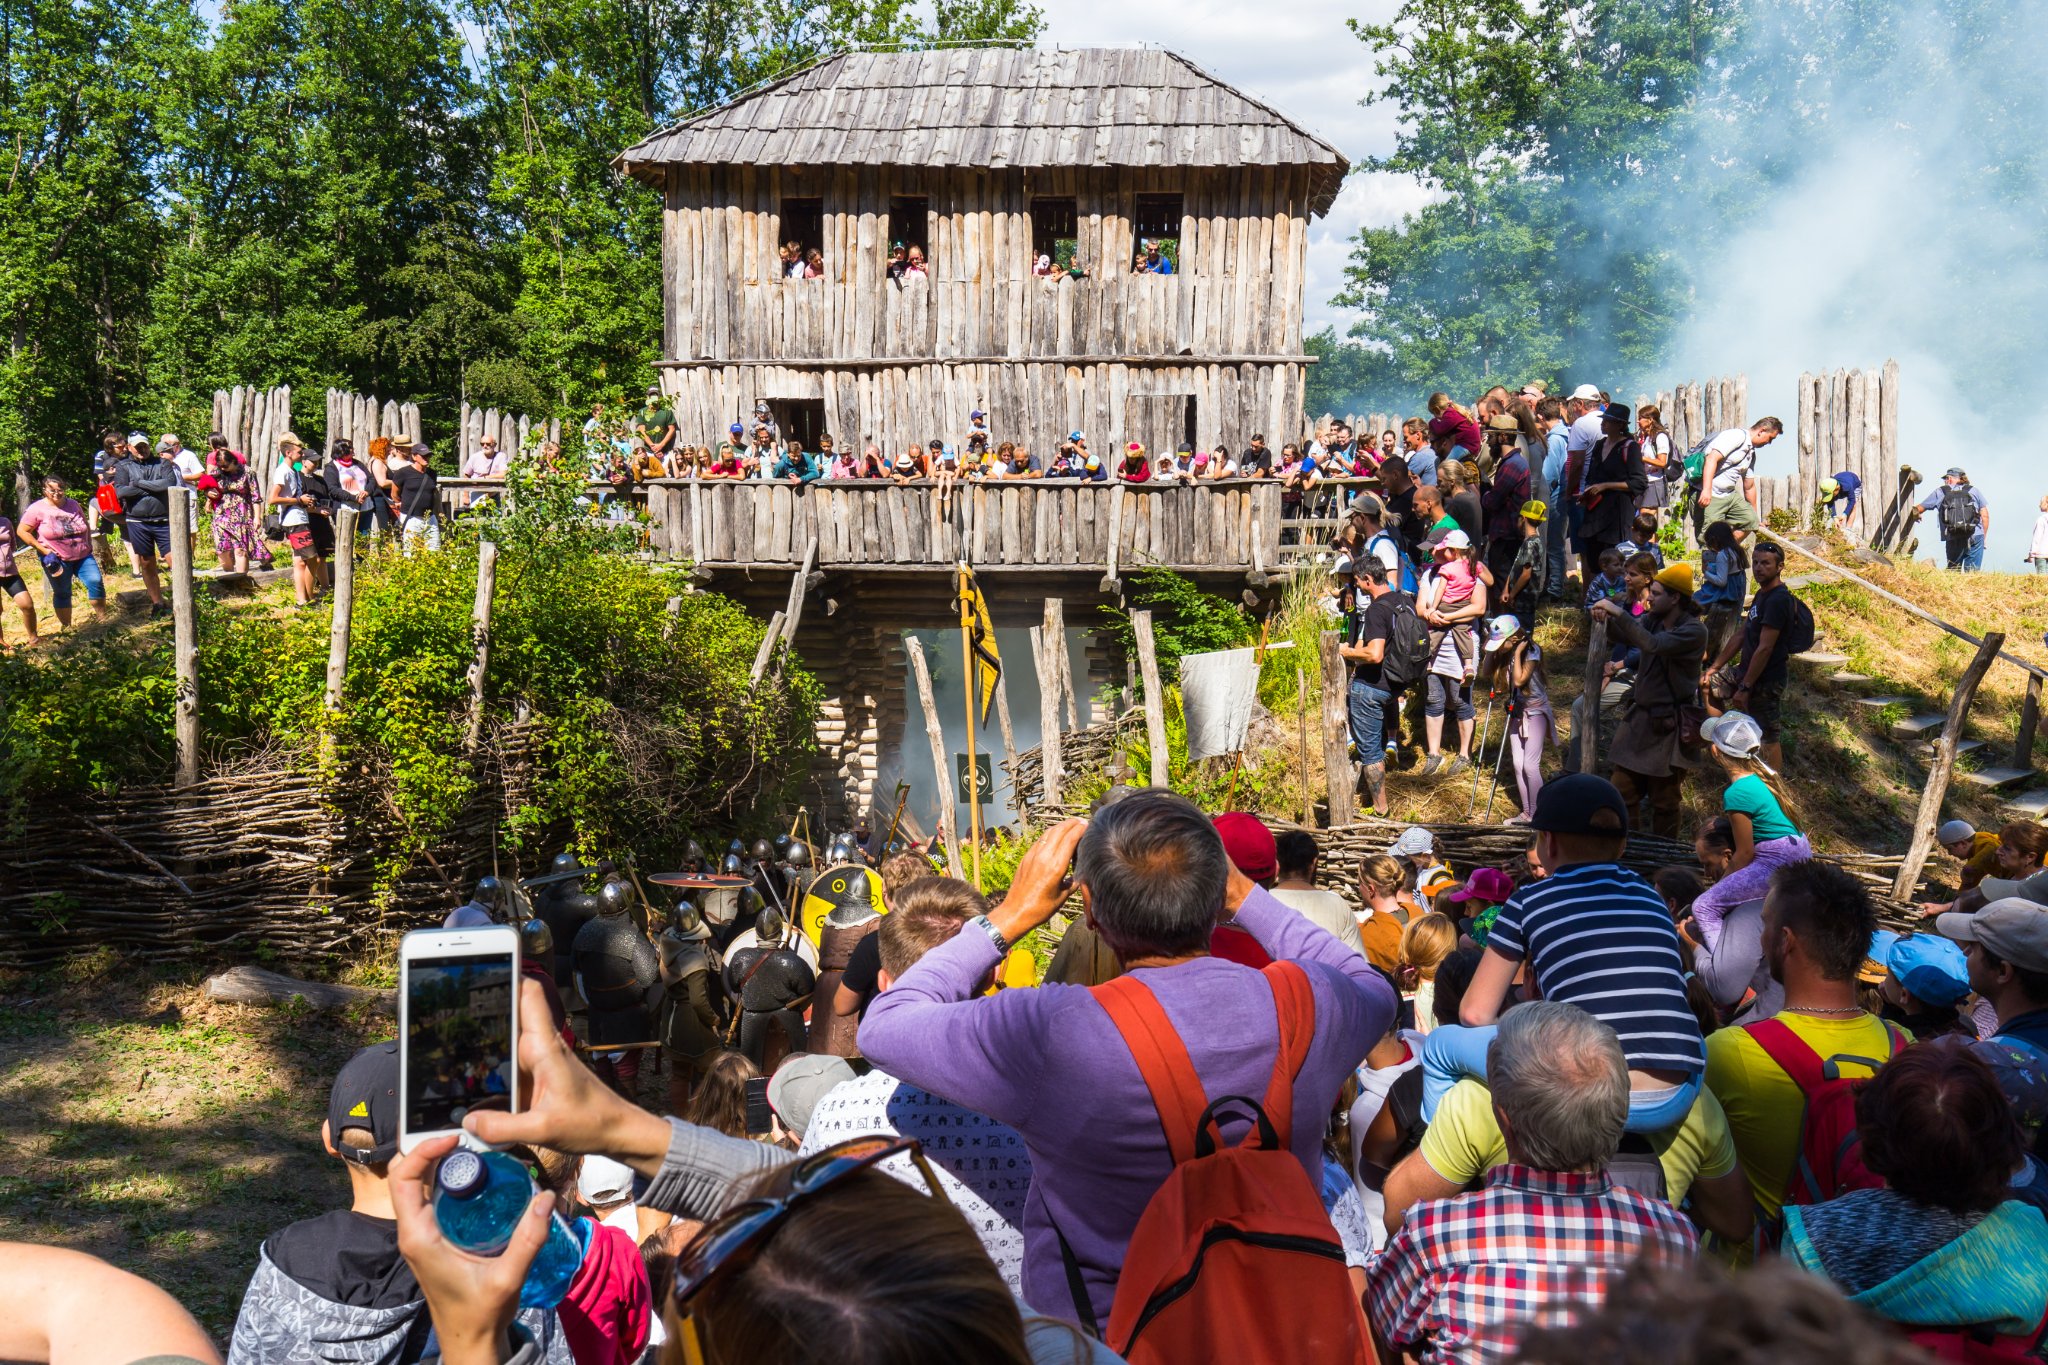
[1131,609,1171,789]
[1045,599,1078,731]
[1579,619,1608,775]
[904,634,964,879]
[993,662,1019,808]
[1318,630,1355,826]
[464,540,498,751]
[323,507,360,711]
[1030,624,1064,808]
[1894,633,2005,901]
[1296,663,1312,825]
[168,487,200,788]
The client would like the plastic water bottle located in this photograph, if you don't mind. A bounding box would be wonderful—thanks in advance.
[432,1148,587,1308]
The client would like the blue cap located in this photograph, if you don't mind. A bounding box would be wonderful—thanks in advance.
[729,423,744,434]
[1882,932,1971,1007]
[1069,431,1084,443]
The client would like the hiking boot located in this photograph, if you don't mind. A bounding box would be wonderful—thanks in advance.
[1444,755,1471,776]
[1418,754,1443,778]
[150,601,168,620]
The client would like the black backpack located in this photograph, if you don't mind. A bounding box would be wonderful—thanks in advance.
[1378,596,1432,693]
[1783,594,1816,656]
[1939,483,1979,537]
[1605,1131,1669,1202]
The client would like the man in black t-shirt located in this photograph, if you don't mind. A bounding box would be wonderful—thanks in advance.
[1239,434,1273,477]
[1379,457,1424,564]
[1338,559,1412,817]
[388,444,441,551]
[1704,540,1795,771]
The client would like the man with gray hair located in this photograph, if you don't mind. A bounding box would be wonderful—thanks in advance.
[1366,1002,1698,1364]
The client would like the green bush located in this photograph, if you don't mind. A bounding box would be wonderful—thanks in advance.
[1100,569,1256,683]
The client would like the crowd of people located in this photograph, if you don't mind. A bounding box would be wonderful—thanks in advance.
[21,785,2048,1365]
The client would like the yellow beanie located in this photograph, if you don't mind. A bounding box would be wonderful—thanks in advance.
[1655,562,1696,596]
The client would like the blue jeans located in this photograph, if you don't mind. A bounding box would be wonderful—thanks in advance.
[41,554,105,609]
[1349,677,1394,755]
[1544,505,1568,597]
[1965,536,1986,571]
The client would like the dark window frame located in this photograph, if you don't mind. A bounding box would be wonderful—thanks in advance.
[1030,196,1079,267]
[888,196,930,258]
[778,197,825,278]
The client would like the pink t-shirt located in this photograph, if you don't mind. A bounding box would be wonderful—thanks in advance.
[18,497,93,561]
[1436,556,1476,607]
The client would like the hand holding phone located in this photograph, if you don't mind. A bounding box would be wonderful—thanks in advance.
[399,926,520,1154]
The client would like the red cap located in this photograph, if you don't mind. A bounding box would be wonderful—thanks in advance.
[1212,812,1277,883]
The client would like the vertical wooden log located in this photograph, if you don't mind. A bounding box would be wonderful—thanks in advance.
[168,487,200,788]
[1317,630,1354,827]
[1894,633,2005,901]
[1046,598,1079,730]
[460,401,471,467]
[1296,663,1312,826]
[323,506,360,709]
[1131,609,1170,789]
[993,661,1019,807]
[464,541,499,751]
[1579,619,1608,774]
[1030,624,1064,808]
[904,633,964,879]
[2015,672,2043,771]
[1880,358,1901,519]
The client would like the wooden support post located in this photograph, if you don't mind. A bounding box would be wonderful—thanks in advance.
[464,540,498,751]
[2016,672,2043,771]
[168,487,200,788]
[1318,630,1355,826]
[1894,632,2005,901]
[664,595,683,640]
[749,610,787,684]
[1579,619,1608,774]
[993,662,1019,808]
[1101,490,1123,594]
[1045,598,1079,730]
[904,634,964,879]
[774,537,818,667]
[1031,624,1064,808]
[1131,609,1171,788]
[1296,663,1312,825]
[323,507,360,711]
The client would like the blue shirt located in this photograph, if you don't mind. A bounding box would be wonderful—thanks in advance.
[1919,483,1988,542]
[1485,862,1707,1075]
[772,450,822,484]
[1543,430,1569,495]
[1826,470,1861,512]
[1407,449,1439,486]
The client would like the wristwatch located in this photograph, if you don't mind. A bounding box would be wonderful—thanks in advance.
[966,914,1009,956]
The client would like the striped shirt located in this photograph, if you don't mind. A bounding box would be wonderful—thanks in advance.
[1486,862,1706,1073]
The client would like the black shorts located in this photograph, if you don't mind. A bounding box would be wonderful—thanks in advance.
[0,572,26,600]
[1712,667,1785,741]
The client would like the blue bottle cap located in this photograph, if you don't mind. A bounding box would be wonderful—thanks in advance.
[437,1148,486,1198]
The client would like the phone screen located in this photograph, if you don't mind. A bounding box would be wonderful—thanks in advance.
[404,950,516,1137]
[743,1076,774,1135]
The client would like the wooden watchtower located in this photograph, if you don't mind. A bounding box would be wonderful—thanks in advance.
[616,46,1348,458]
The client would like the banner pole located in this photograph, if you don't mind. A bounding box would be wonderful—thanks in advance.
[959,564,984,892]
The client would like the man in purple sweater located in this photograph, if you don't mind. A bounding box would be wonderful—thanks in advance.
[859,791,1393,1326]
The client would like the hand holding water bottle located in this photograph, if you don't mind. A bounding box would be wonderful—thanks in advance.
[391,1134,550,1365]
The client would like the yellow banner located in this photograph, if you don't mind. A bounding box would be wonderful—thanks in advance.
[959,564,1002,728]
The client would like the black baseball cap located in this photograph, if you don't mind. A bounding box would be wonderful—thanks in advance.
[1529,773,1628,835]
[327,1041,401,1165]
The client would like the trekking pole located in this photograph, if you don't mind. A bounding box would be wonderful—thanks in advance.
[1464,688,1497,819]
[1484,700,1516,822]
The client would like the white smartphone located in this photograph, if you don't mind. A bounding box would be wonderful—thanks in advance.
[397,925,520,1153]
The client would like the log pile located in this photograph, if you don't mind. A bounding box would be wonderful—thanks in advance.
[1005,708,1144,804]
[0,723,563,969]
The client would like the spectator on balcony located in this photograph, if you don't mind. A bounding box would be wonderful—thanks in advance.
[748,426,776,476]
[772,440,823,486]
[824,442,859,479]
[1119,442,1153,483]
[630,443,666,482]
[856,444,886,478]
[461,432,508,480]
[1238,433,1274,478]
[892,443,928,483]
[886,242,909,279]
[803,248,824,279]
[703,443,744,479]
[964,409,991,461]
[581,402,612,474]
[995,442,1040,479]
[902,245,928,278]
[635,386,676,462]
[1137,239,1176,275]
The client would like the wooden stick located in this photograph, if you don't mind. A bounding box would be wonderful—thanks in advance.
[904,634,964,878]
[2017,673,2043,771]
[773,536,818,671]
[1579,618,1608,774]
[1031,624,1063,807]
[1318,630,1354,826]
[1894,632,2004,901]
[464,540,498,751]
[664,595,683,639]
[959,566,984,890]
[84,818,196,897]
[1131,609,1170,788]
[168,487,200,787]
[323,506,360,711]
[993,650,1019,808]
[1046,598,1079,730]
[749,610,786,684]
[1296,663,1312,825]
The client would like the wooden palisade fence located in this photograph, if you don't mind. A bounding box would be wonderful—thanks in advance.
[458,402,561,467]
[327,389,424,456]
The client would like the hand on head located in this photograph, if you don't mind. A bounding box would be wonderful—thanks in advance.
[989,818,1085,942]
[390,1135,547,1365]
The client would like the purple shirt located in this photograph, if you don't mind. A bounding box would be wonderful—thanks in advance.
[858,885,1392,1323]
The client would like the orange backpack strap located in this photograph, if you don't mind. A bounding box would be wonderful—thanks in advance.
[1094,975,1209,1166]
[1257,961,1317,1150]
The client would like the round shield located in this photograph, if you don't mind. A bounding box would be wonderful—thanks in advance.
[800,863,887,945]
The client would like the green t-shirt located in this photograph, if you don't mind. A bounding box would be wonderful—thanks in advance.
[1723,773,1799,841]
[638,406,675,447]
[1419,1077,1737,1204]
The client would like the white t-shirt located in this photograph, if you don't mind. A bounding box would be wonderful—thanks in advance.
[172,448,203,479]
[1566,410,1605,457]
[270,462,309,527]
[1270,886,1369,958]
[723,928,819,971]
[798,1069,1032,1291]
[1705,429,1755,497]
[1363,529,1404,578]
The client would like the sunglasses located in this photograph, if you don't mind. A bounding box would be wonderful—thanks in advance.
[671,1136,945,1360]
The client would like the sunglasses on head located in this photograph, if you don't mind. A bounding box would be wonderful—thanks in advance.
[670,1136,945,1360]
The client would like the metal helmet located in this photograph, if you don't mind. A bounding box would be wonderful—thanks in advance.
[473,876,506,913]
[721,852,745,875]
[741,886,767,917]
[727,838,746,855]
[783,840,813,870]
[681,838,707,867]
[550,851,582,875]
[670,900,710,940]
[596,881,631,917]
[771,833,794,858]
[519,917,554,960]
[884,838,907,857]
[754,905,786,942]
[749,837,774,863]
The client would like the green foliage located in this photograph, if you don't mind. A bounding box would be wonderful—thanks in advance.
[1100,569,1255,683]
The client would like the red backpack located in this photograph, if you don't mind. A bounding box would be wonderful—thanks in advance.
[1742,1017,1908,1213]
[1069,961,1375,1365]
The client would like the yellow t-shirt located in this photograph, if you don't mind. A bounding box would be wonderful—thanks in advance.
[984,946,1040,995]
[1419,1077,1737,1203]
[1703,1011,1903,1220]
[1964,830,2003,885]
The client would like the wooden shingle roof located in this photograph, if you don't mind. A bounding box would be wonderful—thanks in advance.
[617,47,1351,216]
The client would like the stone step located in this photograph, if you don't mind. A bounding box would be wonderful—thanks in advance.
[1794,650,1851,668]
[1893,714,1949,739]
[1854,694,1909,709]
[1782,573,1827,589]
[1958,766,2036,791]
[2006,789,2048,818]
[1827,671,1874,688]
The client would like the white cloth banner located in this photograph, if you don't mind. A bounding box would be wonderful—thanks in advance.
[1178,647,1263,761]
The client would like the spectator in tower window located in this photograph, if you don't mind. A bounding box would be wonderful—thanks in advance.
[1033,253,1056,277]
[902,245,928,278]
[803,247,824,279]
[1139,239,1175,274]
[886,242,909,279]
[1118,442,1153,483]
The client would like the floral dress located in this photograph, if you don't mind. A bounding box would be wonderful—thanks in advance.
[208,464,271,565]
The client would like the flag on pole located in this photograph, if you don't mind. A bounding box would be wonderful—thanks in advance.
[959,563,1002,728]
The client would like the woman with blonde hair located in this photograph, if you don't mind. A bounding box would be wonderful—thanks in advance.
[1397,912,1458,1035]
[1636,404,1671,511]
[682,1052,760,1141]
[1355,853,1416,972]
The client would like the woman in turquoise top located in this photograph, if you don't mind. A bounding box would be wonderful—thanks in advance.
[1689,710,1809,952]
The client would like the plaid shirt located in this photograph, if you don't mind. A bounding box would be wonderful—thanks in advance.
[1366,1164,1698,1364]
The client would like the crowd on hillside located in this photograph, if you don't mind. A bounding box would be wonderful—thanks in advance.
[16,786,2048,1365]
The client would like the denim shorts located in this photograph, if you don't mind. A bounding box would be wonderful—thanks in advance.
[41,555,105,608]
[126,519,174,560]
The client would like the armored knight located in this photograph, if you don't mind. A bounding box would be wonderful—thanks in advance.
[570,882,660,1097]
[656,900,728,1113]
[721,906,815,1070]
